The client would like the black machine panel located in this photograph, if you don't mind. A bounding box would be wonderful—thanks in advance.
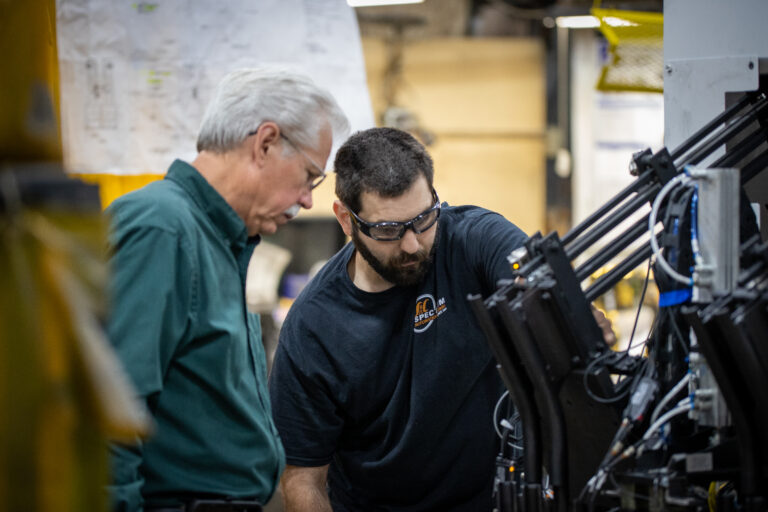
[473,90,768,512]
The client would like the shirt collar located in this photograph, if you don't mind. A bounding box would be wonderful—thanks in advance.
[165,159,257,251]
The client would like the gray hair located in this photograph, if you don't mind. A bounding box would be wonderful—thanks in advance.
[196,67,349,154]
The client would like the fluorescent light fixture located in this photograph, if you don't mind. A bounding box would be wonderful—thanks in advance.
[347,0,424,6]
[603,16,638,27]
[555,15,600,29]
[555,15,639,29]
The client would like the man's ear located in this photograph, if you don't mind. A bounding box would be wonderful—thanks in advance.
[333,200,354,237]
[252,121,281,165]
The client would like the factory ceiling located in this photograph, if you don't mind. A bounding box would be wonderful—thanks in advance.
[355,0,663,38]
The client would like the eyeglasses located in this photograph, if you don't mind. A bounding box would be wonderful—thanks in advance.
[280,133,327,190]
[248,127,327,190]
[347,190,441,241]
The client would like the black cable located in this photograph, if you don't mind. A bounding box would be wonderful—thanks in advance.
[582,248,675,507]
[625,260,653,355]
[583,259,655,405]
[666,308,690,355]
[494,392,524,456]
[645,309,661,347]
[585,436,652,512]
[582,351,632,404]
[588,481,600,512]
[583,347,652,406]
[501,425,511,459]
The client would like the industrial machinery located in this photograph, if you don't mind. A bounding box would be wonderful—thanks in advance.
[471,89,768,512]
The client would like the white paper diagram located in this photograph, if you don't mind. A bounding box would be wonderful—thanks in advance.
[56,0,374,175]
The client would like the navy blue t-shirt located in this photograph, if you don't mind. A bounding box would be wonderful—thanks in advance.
[269,205,527,511]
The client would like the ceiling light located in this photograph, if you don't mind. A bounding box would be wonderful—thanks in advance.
[555,15,600,29]
[347,0,424,7]
[555,15,640,29]
[603,16,638,27]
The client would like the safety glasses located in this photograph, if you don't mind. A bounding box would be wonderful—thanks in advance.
[347,190,441,241]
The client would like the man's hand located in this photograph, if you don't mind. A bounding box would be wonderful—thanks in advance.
[280,464,332,512]
[591,305,617,347]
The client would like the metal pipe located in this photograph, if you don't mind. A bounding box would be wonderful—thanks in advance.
[562,171,652,246]
[712,126,768,169]
[677,99,768,168]
[566,94,764,254]
[585,243,652,302]
[575,214,649,282]
[670,93,757,161]
[565,184,656,261]
[740,147,768,184]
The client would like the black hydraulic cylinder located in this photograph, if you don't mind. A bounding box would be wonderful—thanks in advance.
[585,243,652,302]
[468,292,543,486]
[740,147,768,184]
[499,481,516,512]
[565,184,656,261]
[575,214,649,282]
[677,99,768,169]
[496,295,568,512]
[562,171,652,246]
[682,308,760,499]
[728,301,768,427]
[712,125,768,170]
[524,484,543,512]
[670,92,756,161]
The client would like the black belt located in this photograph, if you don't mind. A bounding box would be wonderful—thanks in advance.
[146,498,262,512]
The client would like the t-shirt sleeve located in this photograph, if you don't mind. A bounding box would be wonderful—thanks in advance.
[461,209,528,295]
[269,309,345,467]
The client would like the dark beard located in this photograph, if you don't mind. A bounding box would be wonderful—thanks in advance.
[351,224,438,287]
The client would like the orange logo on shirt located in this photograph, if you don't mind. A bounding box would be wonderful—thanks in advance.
[413,293,448,333]
[415,298,430,315]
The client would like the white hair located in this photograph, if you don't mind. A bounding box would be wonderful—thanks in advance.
[196,67,349,154]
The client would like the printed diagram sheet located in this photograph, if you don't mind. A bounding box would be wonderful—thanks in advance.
[56,0,374,175]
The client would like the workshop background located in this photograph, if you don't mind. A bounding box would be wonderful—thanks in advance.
[2,0,666,510]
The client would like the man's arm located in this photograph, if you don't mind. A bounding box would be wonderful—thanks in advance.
[591,305,617,346]
[280,464,332,512]
[108,441,146,512]
[467,210,618,345]
[106,219,192,510]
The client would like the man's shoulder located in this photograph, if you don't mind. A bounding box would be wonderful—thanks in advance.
[108,178,185,214]
[281,245,354,333]
[294,245,352,308]
[442,204,523,235]
[107,179,195,235]
[443,203,500,220]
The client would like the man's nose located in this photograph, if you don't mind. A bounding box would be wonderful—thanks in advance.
[298,188,313,210]
[399,228,420,254]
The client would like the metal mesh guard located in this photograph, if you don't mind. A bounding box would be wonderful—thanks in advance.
[592,8,664,93]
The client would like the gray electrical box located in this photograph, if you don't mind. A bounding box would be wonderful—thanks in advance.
[691,168,740,303]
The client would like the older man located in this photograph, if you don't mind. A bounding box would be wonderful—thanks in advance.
[106,68,348,512]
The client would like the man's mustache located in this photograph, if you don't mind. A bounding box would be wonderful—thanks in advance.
[393,251,426,266]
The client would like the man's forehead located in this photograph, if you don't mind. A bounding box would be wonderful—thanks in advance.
[307,124,333,171]
[358,178,433,220]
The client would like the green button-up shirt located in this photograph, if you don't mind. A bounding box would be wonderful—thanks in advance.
[106,160,285,511]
